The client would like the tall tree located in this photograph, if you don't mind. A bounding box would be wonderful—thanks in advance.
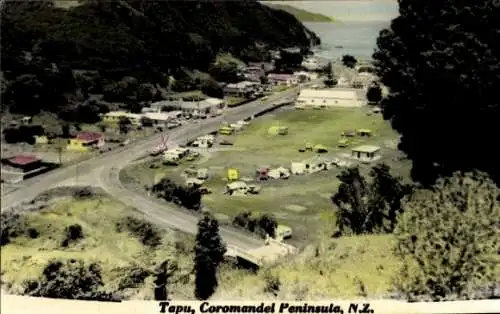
[341,55,357,68]
[194,214,227,300]
[373,0,500,185]
[393,171,500,301]
[332,165,411,235]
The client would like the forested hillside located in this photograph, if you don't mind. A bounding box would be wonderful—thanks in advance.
[1,0,320,116]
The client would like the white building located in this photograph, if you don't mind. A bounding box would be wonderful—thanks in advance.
[223,81,260,97]
[295,89,365,109]
[102,111,143,125]
[267,73,299,87]
[143,111,181,124]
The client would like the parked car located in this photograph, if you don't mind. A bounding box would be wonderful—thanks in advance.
[219,140,233,146]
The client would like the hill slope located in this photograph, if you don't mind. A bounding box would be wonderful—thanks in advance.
[1,0,320,115]
[266,3,334,22]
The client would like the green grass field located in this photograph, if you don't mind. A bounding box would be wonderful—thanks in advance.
[0,197,193,298]
[124,108,403,245]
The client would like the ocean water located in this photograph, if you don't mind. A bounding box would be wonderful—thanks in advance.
[305,20,392,60]
[265,1,399,60]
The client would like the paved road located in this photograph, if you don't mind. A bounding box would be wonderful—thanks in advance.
[1,86,303,250]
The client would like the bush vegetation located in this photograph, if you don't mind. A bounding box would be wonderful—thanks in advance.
[115,216,163,248]
[151,178,202,211]
[232,211,278,238]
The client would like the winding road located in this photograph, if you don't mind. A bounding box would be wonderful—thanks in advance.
[1,86,306,251]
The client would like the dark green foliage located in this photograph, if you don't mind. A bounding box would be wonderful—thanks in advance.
[116,216,163,248]
[331,164,412,235]
[194,214,226,300]
[151,178,202,210]
[61,224,84,248]
[341,55,357,68]
[275,49,304,72]
[208,62,240,84]
[71,186,95,198]
[140,116,154,127]
[0,212,26,246]
[366,84,382,103]
[118,116,132,134]
[393,171,500,301]
[373,0,500,185]
[3,125,44,144]
[232,211,278,238]
[263,270,281,296]
[1,1,318,118]
[153,259,178,301]
[24,259,114,301]
[118,265,151,290]
[323,61,337,87]
[201,79,224,99]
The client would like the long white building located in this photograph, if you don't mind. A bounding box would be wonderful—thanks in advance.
[295,88,365,109]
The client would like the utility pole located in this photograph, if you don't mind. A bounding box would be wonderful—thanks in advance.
[57,146,63,165]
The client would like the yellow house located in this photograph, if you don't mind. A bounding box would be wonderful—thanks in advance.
[227,168,240,181]
[67,132,105,152]
[34,135,49,144]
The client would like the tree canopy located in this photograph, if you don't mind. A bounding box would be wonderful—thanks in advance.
[331,165,412,235]
[393,171,500,301]
[373,0,500,185]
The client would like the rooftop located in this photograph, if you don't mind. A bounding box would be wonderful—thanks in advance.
[5,154,41,166]
[75,132,104,143]
[352,145,381,153]
[298,88,358,100]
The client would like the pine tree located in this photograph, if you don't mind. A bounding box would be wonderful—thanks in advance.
[194,214,227,300]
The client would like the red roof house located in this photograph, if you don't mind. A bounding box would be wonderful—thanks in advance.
[73,132,105,148]
[2,154,42,172]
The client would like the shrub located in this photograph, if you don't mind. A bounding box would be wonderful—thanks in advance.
[116,216,162,248]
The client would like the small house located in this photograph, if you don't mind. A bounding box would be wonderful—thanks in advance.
[67,132,105,151]
[351,145,381,162]
[2,154,42,173]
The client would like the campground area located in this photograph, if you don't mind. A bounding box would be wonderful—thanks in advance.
[123,106,410,245]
